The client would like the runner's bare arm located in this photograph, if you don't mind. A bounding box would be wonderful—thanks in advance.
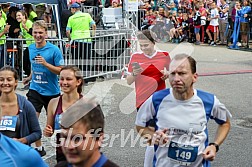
[44,98,59,137]
[203,118,231,161]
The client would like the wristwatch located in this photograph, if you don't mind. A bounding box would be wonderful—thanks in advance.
[209,143,219,152]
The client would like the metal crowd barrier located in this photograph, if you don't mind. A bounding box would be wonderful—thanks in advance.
[138,9,146,30]
[63,29,135,79]
[2,29,136,81]
[80,5,100,20]
[2,38,64,81]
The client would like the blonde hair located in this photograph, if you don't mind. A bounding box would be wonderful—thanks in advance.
[32,20,48,31]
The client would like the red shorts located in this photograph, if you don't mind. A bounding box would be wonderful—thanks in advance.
[207,25,218,33]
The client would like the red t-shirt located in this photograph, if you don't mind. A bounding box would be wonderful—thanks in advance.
[128,51,171,108]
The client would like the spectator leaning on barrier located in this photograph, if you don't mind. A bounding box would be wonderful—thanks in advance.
[136,54,232,167]
[23,20,64,157]
[55,98,119,167]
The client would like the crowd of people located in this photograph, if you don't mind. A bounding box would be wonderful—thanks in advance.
[139,0,251,48]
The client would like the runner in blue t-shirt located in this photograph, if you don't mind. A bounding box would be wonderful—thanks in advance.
[23,20,64,157]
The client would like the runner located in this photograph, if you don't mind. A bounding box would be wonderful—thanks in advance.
[136,54,232,167]
[23,20,64,156]
[44,65,84,163]
[0,66,41,145]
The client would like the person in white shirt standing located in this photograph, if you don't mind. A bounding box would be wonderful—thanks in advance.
[206,2,219,46]
[217,0,229,45]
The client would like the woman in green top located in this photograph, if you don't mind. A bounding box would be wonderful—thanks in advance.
[16,10,34,46]
[0,10,10,68]
[23,4,38,22]
[16,10,34,77]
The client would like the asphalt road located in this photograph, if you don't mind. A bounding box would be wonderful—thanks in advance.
[16,42,252,167]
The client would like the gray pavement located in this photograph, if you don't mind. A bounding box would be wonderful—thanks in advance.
[16,43,252,167]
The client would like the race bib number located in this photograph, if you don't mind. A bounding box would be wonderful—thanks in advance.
[168,141,198,166]
[0,116,18,131]
[54,114,62,131]
[33,72,48,84]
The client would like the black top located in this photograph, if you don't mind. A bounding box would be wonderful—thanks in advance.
[6,16,20,38]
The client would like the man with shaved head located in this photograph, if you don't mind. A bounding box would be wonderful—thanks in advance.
[55,98,118,167]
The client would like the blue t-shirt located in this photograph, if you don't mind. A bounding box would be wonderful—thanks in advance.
[29,42,64,96]
[0,133,48,167]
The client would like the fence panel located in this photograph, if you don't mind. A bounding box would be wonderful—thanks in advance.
[64,29,135,79]
[2,29,136,81]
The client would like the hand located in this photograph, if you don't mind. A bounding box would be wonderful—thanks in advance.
[22,22,26,28]
[13,137,27,144]
[244,14,248,18]
[202,145,217,161]
[14,28,20,33]
[43,125,54,137]
[132,67,142,76]
[160,68,169,80]
[23,77,31,85]
[151,128,169,146]
[35,55,47,66]
[4,24,10,34]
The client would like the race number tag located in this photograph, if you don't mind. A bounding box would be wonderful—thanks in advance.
[33,72,48,83]
[54,114,62,131]
[0,116,18,131]
[168,141,198,166]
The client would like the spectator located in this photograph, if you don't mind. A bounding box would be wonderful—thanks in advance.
[23,4,38,22]
[0,11,10,68]
[217,0,229,45]
[16,10,34,77]
[193,5,202,45]
[199,1,207,42]
[1,4,10,22]
[206,2,219,46]
[237,0,251,47]
[6,6,20,38]
[60,9,72,38]
[112,0,121,8]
